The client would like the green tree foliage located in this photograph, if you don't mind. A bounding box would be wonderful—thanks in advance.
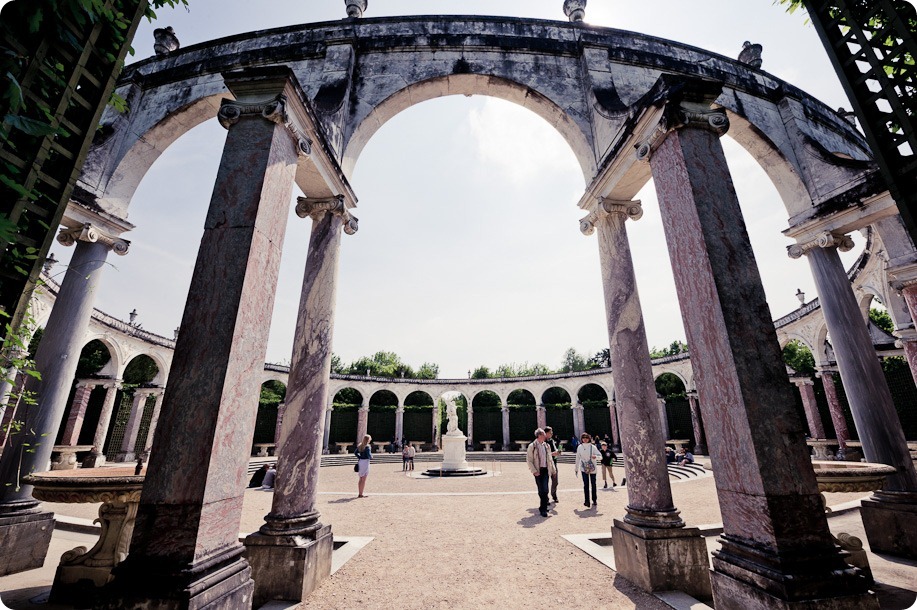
[404,390,434,407]
[590,348,610,368]
[342,350,439,379]
[259,380,286,408]
[333,387,362,406]
[330,353,344,374]
[471,390,501,408]
[650,341,688,359]
[560,347,591,373]
[75,339,111,378]
[654,372,686,399]
[869,307,895,334]
[782,339,816,376]
[495,362,552,377]
[542,387,571,405]
[507,389,536,406]
[416,362,439,379]
[471,365,491,379]
[122,354,159,386]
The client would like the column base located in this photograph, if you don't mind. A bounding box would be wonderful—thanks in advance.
[100,546,253,609]
[82,452,107,468]
[710,568,877,610]
[0,507,55,576]
[243,524,333,607]
[710,534,874,609]
[860,491,917,559]
[611,519,712,600]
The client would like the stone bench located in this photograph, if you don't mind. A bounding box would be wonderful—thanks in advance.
[806,439,839,461]
[479,440,496,452]
[252,443,276,457]
[515,440,530,451]
[334,442,353,454]
[51,445,95,470]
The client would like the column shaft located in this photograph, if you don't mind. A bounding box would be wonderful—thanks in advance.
[795,380,826,439]
[687,393,707,454]
[501,406,510,450]
[806,246,916,490]
[356,406,368,444]
[274,402,287,448]
[118,391,149,461]
[465,407,473,447]
[535,405,546,430]
[572,405,584,438]
[649,113,868,602]
[322,406,333,454]
[900,285,917,385]
[143,392,165,455]
[609,400,620,450]
[818,371,849,446]
[59,383,94,446]
[83,383,121,467]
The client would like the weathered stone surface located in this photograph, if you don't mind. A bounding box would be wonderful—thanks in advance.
[0,511,54,576]
[709,569,877,610]
[59,383,94,446]
[860,491,917,559]
[611,519,711,600]
[243,526,332,607]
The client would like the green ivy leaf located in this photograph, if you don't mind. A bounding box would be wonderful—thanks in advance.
[4,114,59,137]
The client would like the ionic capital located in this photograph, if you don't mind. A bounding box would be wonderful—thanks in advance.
[635,102,729,162]
[791,377,815,387]
[787,232,854,259]
[580,198,643,235]
[217,94,313,157]
[103,380,123,390]
[57,223,130,255]
[295,195,359,235]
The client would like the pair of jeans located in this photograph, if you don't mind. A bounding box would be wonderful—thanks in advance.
[550,463,558,501]
[582,472,597,504]
[535,467,550,513]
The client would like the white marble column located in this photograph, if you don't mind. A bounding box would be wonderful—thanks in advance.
[82,381,122,468]
[246,195,356,605]
[791,378,825,439]
[572,402,584,438]
[395,403,404,445]
[657,397,669,442]
[609,399,620,451]
[117,389,154,462]
[322,405,333,454]
[535,404,546,430]
[465,404,473,448]
[273,401,287,449]
[356,404,369,444]
[501,405,510,451]
[142,391,165,455]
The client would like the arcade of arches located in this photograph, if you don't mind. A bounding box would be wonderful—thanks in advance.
[1,7,916,610]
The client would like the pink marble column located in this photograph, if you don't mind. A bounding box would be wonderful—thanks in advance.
[465,405,473,448]
[103,68,303,609]
[246,197,355,605]
[792,378,825,439]
[686,392,707,455]
[584,197,709,598]
[501,405,510,451]
[899,285,917,386]
[608,400,620,451]
[59,382,95,446]
[645,83,871,606]
[322,405,333,454]
[356,406,369,445]
[117,389,152,462]
[572,403,584,438]
[82,381,121,468]
[273,401,287,447]
[142,391,165,455]
[816,368,850,448]
[535,405,547,430]
[900,336,917,387]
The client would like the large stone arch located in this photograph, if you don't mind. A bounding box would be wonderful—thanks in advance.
[342,73,595,179]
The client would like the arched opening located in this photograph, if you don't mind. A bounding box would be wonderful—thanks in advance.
[654,372,690,445]
[253,380,286,449]
[329,388,363,450]
[578,383,611,440]
[864,296,917,439]
[104,354,160,461]
[404,390,435,447]
[368,390,398,445]
[541,387,572,442]
[55,339,114,448]
[506,389,536,447]
[470,390,502,449]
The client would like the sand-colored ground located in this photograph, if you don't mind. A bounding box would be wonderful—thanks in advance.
[11,460,890,610]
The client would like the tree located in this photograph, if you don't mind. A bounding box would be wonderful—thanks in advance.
[782,340,816,376]
[330,353,344,374]
[650,340,688,359]
[589,348,610,369]
[259,380,286,407]
[343,350,439,380]
[75,340,111,378]
[471,365,491,379]
[654,372,686,399]
[416,362,439,379]
[869,307,895,334]
[122,354,159,386]
[560,347,590,373]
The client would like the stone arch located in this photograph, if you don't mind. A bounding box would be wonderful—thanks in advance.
[404,390,435,407]
[779,333,816,354]
[342,74,595,180]
[369,389,398,407]
[576,383,608,404]
[333,387,364,406]
[506,388,536,405]
[77,336,121,378]
[540,386,571,405]
[128,351,168,386]
[653,370,689,392]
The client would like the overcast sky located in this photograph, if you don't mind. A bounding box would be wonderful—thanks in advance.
[47,0,869,378]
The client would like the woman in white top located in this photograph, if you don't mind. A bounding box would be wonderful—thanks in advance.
[575,433,601,508]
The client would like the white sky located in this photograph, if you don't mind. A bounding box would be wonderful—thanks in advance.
[48,1,870,378]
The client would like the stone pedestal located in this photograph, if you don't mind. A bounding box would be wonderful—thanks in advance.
[709,567,877,610]
[611,519,711,600]
[860,491,917,559]
[244,525,333,608]
[441,434,469,470]
[0,508,54,576]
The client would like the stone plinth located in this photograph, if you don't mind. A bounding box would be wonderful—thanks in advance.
[441,434,469,470]
[860,491,917,559]
[24,467,143,605]
[0,509,54,576]
[243,525,333,607]
[611,519,711,600]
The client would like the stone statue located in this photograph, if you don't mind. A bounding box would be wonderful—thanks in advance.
[153,27,180,56]
[445,395,459,436]
[346,0,367,18]
[563,0,586,22]
[737,41,763,69]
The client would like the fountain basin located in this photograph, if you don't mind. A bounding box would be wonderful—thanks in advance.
[811,460,895,493]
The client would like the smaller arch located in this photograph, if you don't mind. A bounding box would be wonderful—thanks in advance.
[576,383,608,405]
[333,387,364,406]
[653,370,689,392]
[79,335,122,378]
[541,386,571,406]
[404,390,435,407]
[506,388,536,406]
[654,372,687,398]
[369,389,399,408]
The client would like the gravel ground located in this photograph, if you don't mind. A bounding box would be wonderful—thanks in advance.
[39,461,874,610]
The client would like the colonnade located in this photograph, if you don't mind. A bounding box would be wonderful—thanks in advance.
[0,65,913,610]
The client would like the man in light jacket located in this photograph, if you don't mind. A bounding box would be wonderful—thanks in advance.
[526,428,557,517]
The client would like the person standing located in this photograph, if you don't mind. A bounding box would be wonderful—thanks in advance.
[355,434,372,498]
[575,433,600,508]
[544,426,561,504]
[525,428,556,517]
[599,441,616,489]
[402,441,411,472]
[408,442,416,471]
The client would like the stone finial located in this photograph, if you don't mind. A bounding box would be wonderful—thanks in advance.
[837,107,858,125]
[563,0,586,22]
[346,0,367,18]
[153,26,180,56]
[737,41,763,68]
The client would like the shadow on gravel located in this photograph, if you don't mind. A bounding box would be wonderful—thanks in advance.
[517,508,552,528]
[329,497,359,504]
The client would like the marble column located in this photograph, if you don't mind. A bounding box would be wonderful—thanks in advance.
[582,197,709,598]
[0,222,128,577]
[59,381,95,446]
[322,405,333,454]
[356,405,369,444]
[245,196,356,606]
[274,401,287,448]
[686,391,707,455]
[82,382,122,468]
[535,404,546,430]
[609,400,620,451]
[142,391,165,455]
[465,405,473,448]
[796,239,917,558]
[642,82,873,607]
[117,389,152,462]
[657,397,669,442]
[898,284,917,385]
[501,405,510,451]
[897,332,917,387]
[572,402,584,438]
[815,368,849,448]
[102,68,304,609]
[792,378,825,439]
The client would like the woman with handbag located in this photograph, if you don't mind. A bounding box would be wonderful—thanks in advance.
[575,433,601,508]
[355,434,372,497]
